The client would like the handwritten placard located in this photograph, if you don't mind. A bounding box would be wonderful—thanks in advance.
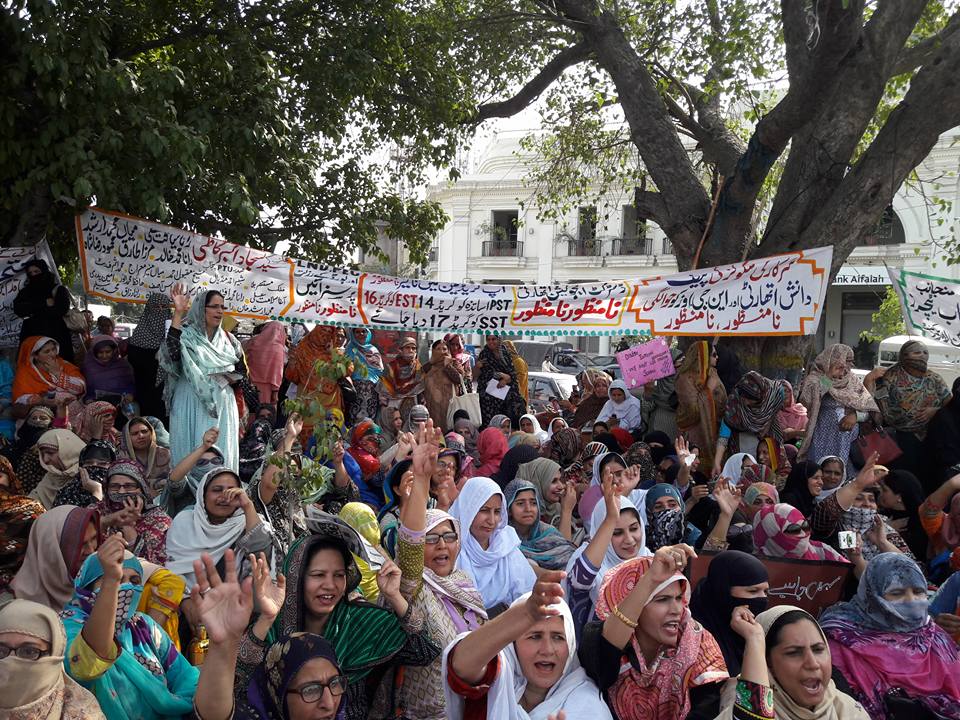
[687,552,852,618]
[0,241,59,347]
[615,338,676,388]
[889,267,960,348]
[77,208,832,337]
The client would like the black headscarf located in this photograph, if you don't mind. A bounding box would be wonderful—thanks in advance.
[491,445,540,488]
[883,470,928,559]
[22,259,56,296]
[780,460,820,520]
[688,550,769,675]
[592,431,623,454]
[643,430,676,465]
[714,343,747,394]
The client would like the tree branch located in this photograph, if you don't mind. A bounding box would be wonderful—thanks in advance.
[891,11,960,76]
[472,42,591,123]
[170,210,328,240]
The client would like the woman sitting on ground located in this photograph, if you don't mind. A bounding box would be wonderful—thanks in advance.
[504,477,576,571]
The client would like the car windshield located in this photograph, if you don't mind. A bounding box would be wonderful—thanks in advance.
[590,355,616,365]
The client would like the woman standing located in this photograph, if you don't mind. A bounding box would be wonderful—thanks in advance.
[797,344,877,472]
[286,325,351,441]
[13,259,73,362]
[871,339,952,479]
[126,293,171,421]
[715,371,786,471]
[159,284,248,470]
[379,336,424,424]
[423,340,465,432]
[242,321,287,407]
[344,328,384,425]
[445,334,475,392]
[675,341,726,466]
[474,336,526,428]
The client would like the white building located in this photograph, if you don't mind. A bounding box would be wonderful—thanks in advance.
[424,129,960,361]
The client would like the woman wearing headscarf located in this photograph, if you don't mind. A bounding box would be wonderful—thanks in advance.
[739,480,779,524]
[474,335,526,428]
[876,469,928,560]
[716,371,786,471]
[715,604,870,720]
[236,515,439,720]
[73,400,121,447]
[448,476,537,612]
[579,547,729,720]
[570,368,613,430]
[378,335,424,425]
[518,413,549,443]
[241,321,287,408]
[80,335,136,403]
[11,337,85,412]
[871,339,952,478]
[62,537,199,719]
[158,428,224,516]
[504,478,576,571]
[12,505,100,610]
[13,258,74,362]
[119,416,170,498]
[422,339,466,432]
[779,460,823,521]
[443,575,613,720]
[920,471,960,557]
[3,403,53,475]
[596,379,644,433]
[337,502,386,602]
[474,426,509,480]
[345,419,386,510]
[688,550,769,676]
[676,341,727,466]
[756,436,791,487]
[52,439,116,509]
[797,344,877,473]
[0,599,105,719]
[378,405,403,452]
[28,429,86,509]
[565,482,650,635]
[714,343,746,393]
[753,504,849,563]
[545,424,588,487]
[0,456,45,596]
[924,377,960,486]
[341,327,383,425]
[159,284,248,471]
[821,553,960,719]
[515,456,564,526]
[386,435,487,719]
[776,381,808,442]
[126,292,171,421]
[644,483,702,550]
[721,452,758,488]
[165,468,275,633]
[92,460,171,564]
[238,414,274,486]
[445,333,475,392]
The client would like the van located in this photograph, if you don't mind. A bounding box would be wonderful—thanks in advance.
[879,335,960,386]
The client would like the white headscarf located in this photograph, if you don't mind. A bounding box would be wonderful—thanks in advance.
[519,414,549,443]
[566,495,651,604]
[442,594,613,720]
[164,468,247,589]
[721,452,756,486]
[448,477,537,609]
[546,417,569,438]
[595,379,644,431]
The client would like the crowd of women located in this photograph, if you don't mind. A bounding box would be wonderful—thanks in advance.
[2,267,960,720]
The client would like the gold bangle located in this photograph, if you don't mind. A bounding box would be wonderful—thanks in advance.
[611,604,638,629]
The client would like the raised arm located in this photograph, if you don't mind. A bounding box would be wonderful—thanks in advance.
[832,452,879,511]
[582,473,620,570]
[451,571,565,684]
[169,427,219,484]
[259,413,302,506]
[80,534,127,659]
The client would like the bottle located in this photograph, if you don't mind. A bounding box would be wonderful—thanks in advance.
[189,625,209,666]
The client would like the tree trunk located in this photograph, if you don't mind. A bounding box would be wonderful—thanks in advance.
[5,187,52,248]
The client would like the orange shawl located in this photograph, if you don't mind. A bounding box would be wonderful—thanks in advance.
[12,336,86,401]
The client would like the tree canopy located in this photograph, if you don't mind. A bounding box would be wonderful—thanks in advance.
[0,0,481,265]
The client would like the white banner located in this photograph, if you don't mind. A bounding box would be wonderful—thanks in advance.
[888,266,960,347]
[0,240,59,347]
[77,208,832,337]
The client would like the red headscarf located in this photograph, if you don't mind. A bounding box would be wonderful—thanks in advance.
[243,322,287,391]
[474,427,508,477]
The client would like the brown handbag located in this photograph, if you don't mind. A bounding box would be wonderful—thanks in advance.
[850,421,902,467]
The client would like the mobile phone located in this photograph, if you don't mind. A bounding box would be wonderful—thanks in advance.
[837,531,857,550]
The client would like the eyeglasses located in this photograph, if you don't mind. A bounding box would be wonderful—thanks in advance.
[195,457,224,469]
[287,675,348,702]
[205,303,226,310]
[424,531,459,545]
[0,643,50,661]
[436,460,457,472]
[784,521,811,535]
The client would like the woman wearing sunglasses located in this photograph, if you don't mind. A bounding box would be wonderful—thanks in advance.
[753,503,850,563]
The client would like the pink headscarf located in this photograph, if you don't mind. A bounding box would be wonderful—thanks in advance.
[753,503,849,563]
[243,322,287,392]
[474,427,508,478]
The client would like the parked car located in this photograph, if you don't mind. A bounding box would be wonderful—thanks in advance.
[528,371,578,413]
[552,350,619,376]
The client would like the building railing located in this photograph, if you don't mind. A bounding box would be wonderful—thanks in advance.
[567,238,603,256]
[482,239,523,257]
[611,236,653,256]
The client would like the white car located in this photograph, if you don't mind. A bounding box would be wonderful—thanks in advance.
[527,371,578,406]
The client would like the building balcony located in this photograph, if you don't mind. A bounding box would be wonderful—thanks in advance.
[482,239,524,257]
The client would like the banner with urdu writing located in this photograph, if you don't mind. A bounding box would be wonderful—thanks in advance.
[77,208,832,336]
[888,266,960,347]
[0,240,59,347]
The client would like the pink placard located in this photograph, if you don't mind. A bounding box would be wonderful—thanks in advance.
[615,338,676,389]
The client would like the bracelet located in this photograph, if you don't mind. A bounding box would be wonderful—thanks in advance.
[611,604,638,629]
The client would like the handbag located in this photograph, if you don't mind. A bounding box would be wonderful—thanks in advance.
[850,420,902,468]
[447,378,481,428]
[55,286,87,332]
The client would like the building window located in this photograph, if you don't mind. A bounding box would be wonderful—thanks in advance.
[485,210,521,256]
[616,204,651,255]
[578,207,598,241]
[863,206,905,246]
